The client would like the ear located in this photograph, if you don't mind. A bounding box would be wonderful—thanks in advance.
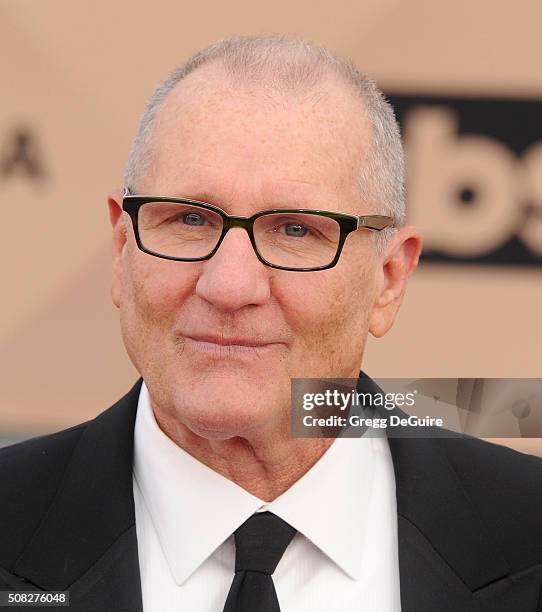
[108,189,127,309]
[368,227,422,338]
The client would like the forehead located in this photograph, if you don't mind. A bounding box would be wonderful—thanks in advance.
[146,64,372,210]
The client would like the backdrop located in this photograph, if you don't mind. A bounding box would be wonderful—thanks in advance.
[1,0,540,454]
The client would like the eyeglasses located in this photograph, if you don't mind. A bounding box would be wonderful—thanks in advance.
[122,188,395,272]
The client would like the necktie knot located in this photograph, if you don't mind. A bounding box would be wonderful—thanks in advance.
[234,511,296,575]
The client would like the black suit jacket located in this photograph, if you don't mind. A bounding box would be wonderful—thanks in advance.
[1,375,542,611]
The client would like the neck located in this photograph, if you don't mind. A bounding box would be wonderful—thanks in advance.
[154,411,335,501]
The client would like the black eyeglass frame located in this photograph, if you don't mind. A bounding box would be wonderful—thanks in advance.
[122,188,395,272]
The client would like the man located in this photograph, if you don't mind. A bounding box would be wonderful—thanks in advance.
[1,35,541,612]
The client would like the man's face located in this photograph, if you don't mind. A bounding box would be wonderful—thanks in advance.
[111,66,386,440]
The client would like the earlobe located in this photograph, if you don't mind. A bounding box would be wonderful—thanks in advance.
[368,283,401,338]
[368,312,387,338]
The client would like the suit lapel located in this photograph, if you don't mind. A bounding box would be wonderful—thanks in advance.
[11,380,143,612]
[396,513,542,611]
[355,373,542,611]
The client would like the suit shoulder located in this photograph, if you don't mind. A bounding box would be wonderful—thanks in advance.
[0,381,141,571]
[0,423,87,569]
[439,435,542,566]
[440,434,542,492]
[0,422,87,472]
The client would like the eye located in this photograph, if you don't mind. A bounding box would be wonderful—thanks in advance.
[283,222,308,237]
[182,212,206,226]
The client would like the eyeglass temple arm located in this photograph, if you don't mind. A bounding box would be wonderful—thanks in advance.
[356,215,395,231]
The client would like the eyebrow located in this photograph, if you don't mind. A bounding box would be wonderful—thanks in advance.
[166,190,222,204]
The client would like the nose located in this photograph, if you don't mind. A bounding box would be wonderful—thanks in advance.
[195,227,271,311]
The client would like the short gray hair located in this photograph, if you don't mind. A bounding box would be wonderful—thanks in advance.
[124,35,406,248]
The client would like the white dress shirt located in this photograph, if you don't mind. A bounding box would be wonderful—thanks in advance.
[133,381,401,611]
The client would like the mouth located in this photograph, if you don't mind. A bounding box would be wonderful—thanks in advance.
[183,335,281,357]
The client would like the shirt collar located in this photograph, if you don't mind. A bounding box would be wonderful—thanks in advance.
[133,381,386,583]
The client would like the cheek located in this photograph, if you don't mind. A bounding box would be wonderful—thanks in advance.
[118,248,197,365]
[273,264,376,373]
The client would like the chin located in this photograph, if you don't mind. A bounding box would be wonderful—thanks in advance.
[180,404,270,439]
[172,384,281,435]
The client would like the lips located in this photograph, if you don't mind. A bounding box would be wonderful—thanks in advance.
[184,334,275,348]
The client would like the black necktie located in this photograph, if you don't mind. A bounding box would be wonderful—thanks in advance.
[223,511,297,612]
